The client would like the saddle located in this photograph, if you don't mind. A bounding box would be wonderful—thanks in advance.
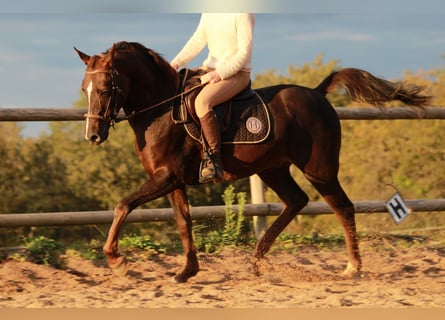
[172,68,271,145]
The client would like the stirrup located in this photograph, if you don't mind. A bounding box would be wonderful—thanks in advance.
[199,152,223,183]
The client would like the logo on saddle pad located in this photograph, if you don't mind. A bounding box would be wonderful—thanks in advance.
[246,117,263,134]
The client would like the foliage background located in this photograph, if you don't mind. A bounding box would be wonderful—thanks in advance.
[1,54,444,247]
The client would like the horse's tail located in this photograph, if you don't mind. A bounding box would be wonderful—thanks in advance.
[315,68,431,107]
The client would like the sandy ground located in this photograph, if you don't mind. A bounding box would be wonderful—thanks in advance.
[1,237,444,308]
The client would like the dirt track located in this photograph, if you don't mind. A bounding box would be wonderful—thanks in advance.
[1,238,444,308]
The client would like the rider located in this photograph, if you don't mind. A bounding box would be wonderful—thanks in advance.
[170,13,255,183]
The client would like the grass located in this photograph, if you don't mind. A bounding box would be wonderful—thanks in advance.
[3,227,444,268]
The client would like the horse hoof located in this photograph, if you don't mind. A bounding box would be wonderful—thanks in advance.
[173,273,194,283]
[111,256,129,277]
[173,275,188,284]
[254,246,268,260]
[173,269,198,283]
[252,259,261,277]
[254,251,265,260]
[341,261,361,278]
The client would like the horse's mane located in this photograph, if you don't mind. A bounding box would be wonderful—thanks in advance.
[111,42,164,68]
[112,41,178,86]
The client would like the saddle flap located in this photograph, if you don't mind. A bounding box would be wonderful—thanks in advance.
[172,68,203,124]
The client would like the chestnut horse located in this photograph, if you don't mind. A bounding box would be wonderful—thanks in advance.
[75,41,429,282]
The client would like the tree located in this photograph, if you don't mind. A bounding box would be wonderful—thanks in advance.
[19,136,103,212]
[339,61,445,200]
[0,123,26,213]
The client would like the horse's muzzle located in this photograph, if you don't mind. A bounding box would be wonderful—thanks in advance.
[87,133,104,145]
[85,115,111,144]
[85,126,109,145]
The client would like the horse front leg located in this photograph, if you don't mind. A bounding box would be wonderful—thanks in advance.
[167,188,199,283]
[102,201,132,276]
[102,168,177,276]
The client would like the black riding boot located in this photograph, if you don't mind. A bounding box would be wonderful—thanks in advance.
[199,111,223,183]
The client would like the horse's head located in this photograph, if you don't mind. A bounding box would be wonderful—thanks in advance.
[75,41,179,145]
[74,43,129,144]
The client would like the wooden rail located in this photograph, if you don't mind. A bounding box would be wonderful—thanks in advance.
[0,106,445,121]
[0,108,85,121]
[1,199,444,228]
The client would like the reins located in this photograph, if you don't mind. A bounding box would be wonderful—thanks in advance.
[114,82,205,123]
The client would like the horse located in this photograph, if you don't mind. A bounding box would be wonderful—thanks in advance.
[74,41,430,283]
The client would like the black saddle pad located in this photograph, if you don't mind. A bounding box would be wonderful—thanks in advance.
[172,90,271,145]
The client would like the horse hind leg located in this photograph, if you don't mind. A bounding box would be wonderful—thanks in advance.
[254,167,309,259]
[305,172,362,276]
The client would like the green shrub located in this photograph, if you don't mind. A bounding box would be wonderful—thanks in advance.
[194,185,251,253]
[119,234,167,255]
[23,236,66,268]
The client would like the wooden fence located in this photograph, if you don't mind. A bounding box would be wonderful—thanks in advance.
[1,106,445,121]
[0,106,444,229]
[1,199,445,228]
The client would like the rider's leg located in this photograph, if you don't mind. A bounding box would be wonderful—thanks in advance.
[195,70,250,183]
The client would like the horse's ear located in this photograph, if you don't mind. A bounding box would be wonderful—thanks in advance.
[104,43,117,66]
[74,47,90,65]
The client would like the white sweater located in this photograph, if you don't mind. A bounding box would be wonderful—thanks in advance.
[171,13,255,80]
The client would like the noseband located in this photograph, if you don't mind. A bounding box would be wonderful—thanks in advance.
[84,68,125,128]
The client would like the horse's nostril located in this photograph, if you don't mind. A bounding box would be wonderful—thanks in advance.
[90,134,101,143]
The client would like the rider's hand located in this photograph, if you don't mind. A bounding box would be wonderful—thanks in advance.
[200,71,221,84]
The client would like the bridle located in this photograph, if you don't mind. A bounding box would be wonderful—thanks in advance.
[84,67,124,128]
[84,66,205,127]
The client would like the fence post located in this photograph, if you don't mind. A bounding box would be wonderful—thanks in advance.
[250,174,268,238]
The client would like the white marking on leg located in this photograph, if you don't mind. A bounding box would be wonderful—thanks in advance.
[85,80,93,140]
